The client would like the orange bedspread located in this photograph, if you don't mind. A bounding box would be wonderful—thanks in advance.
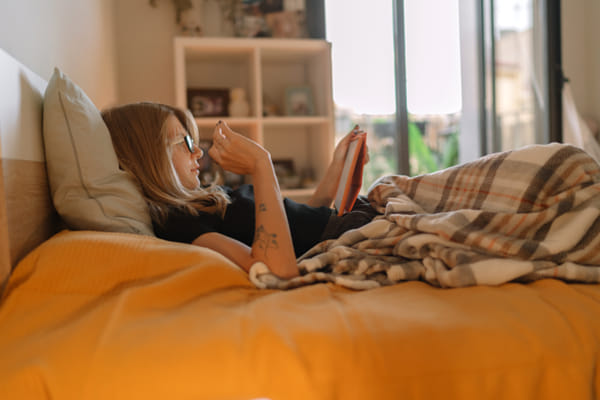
[1,230,599,399]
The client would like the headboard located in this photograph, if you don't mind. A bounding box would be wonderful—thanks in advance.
[0,48,59,286]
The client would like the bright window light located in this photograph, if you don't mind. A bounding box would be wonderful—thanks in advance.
[325,0,396,115]
[404,0,462,115]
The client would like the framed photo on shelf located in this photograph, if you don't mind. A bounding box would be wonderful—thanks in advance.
[285,86,314,116]
[187,88,230,117]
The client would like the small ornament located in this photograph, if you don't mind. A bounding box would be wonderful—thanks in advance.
[228,87,250,117]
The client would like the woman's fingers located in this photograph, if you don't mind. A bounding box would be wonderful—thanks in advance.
[209,123,228,164]
[209,121,252,175]
[218,120,239,144]
[213,123,226,144]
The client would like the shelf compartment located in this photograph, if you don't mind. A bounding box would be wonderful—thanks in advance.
[176,38,258,118]
[174,37,334,201]
[260,50,331,118]
[262,116,331,126]
[263,124,332,186]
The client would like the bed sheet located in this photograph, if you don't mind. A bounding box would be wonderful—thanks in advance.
[1,230,599,399]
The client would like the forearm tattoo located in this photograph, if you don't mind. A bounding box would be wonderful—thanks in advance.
[254,203,278,254]
[254,225,278,255]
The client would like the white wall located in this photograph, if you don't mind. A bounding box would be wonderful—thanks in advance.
[0,0,118,109]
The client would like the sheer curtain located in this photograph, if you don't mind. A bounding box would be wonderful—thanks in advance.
[563,83,600,163]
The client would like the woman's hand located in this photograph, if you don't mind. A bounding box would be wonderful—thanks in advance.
[307,125,369,207]
[332,125,370,165]
[208,121,270,175]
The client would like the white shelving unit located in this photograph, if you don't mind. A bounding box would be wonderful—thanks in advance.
[173,37,335,200]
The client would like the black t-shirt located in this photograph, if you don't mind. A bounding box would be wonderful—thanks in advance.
[153,184,333,257]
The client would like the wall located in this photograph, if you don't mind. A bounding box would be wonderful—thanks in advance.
[116,0,600,132]
[0,1,597,130]
[112,0,179,106]
[562,0,600,126]
[0,0,118,109]
[112,0,233,107]
[590,0,600,124]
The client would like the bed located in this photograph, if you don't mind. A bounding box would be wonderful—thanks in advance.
[2,48,600,400]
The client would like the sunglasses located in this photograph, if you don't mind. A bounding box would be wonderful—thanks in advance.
[172,134,195,154]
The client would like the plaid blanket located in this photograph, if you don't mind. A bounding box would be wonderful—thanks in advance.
[249,143,600,290]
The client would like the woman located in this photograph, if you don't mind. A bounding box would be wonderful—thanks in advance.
[101,102,376,279]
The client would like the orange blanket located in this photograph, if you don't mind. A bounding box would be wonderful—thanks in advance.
[1,230,600,399]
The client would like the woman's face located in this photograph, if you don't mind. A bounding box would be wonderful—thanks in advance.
[165,114,203,190]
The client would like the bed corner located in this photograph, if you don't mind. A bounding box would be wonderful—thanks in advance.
[0,48,58,285]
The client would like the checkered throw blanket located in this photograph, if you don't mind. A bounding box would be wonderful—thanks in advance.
[249,143,600,290]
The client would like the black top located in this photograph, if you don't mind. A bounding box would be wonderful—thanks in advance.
[153,184,333,257]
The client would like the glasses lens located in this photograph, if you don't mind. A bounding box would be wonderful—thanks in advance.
[183,135,194,153]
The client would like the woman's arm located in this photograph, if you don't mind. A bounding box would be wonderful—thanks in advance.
[206,121,298,279]
[192,232,254,272]
[307,126,368,208]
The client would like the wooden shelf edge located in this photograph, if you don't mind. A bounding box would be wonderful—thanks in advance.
[194,116,330,127]
[263,116,330,126]
[175,36,330,51]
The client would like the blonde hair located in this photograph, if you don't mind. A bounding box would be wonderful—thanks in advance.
[101,102,229,226]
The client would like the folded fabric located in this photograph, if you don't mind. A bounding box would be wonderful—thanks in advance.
[250,143,600,290]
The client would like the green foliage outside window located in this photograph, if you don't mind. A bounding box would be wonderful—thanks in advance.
[341,119,460,194]
[408,122,459,176]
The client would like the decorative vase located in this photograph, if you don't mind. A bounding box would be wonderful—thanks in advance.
[228,87,250,117]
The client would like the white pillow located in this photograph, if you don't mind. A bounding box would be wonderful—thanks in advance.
[43,67,154,236]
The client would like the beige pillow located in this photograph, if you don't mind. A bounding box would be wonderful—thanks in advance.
[43,67,154,236]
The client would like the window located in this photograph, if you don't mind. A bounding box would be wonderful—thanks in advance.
[326,0,463,181]
[481,0,562,153]
[325,0,397,187]
[325,0,561,182]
